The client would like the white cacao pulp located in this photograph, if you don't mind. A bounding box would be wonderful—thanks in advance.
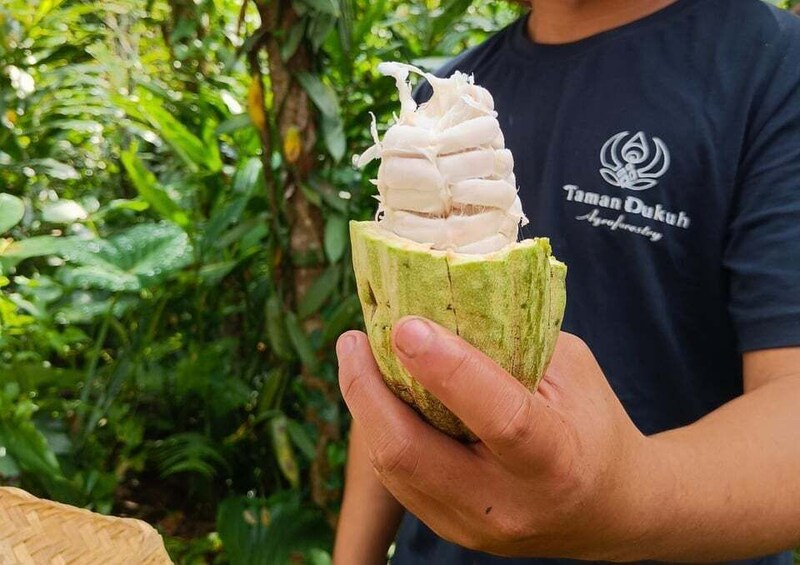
[349,62,567,439]
[354,62,528,254]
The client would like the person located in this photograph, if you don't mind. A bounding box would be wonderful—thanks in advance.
[333,0,800,563]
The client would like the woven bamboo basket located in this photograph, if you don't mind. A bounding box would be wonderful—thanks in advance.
[0,487,172,564]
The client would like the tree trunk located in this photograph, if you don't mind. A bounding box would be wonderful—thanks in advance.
[254,0,340,519]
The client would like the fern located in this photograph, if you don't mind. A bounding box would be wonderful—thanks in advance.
[150,432,229,480]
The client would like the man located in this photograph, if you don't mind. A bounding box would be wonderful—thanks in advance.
[333,0,800,563]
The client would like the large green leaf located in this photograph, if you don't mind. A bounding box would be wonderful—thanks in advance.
[321,114,346,162]
[120,146,190,228]
[286,418,316,461]
[430,0,473,41]
[217,493,331,565]
[1,236,70,269]
[321,293,362,344]
[297,264,340,319]
[203,158,262,248]
[295,73,340,118]
[285,312,319,373]
[281,20,307,61]
[0,385,79,504]
[0,194,25,234]
[30,158,79,180]
[307,13,337,52]
[57,223,193,291]
[295,0,340,16]
[115,94,221,173]
[266,295,295,361]
[151,433,229,480]
[270,415,300,487]
[323,213,348,262]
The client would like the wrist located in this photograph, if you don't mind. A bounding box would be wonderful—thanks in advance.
[591,433,679,562]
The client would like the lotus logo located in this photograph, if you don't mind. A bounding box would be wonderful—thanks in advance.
[599,131,670,191]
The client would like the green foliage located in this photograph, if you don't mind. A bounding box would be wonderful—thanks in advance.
[0,0,520,561]
[0,194,24,233]
[217,493,332,565]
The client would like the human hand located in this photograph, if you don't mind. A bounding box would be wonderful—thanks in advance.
[336,317,661,559]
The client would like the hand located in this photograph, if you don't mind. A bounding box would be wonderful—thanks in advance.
[336,317,660,559]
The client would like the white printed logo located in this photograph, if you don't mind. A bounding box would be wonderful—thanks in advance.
[599,131,670,191]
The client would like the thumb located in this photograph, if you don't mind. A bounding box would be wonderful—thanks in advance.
[392,317,570,470]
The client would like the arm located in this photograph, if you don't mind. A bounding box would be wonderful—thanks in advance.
[336,320,800,562]
[333,420,405,565]
[635,347,800,561]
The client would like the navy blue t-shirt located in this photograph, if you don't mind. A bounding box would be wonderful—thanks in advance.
[393,0,800,563]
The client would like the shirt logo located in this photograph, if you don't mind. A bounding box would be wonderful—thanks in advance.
[599,131,670,191]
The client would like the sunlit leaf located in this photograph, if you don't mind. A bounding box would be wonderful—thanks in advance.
[57,223,193,291]
[283,126,302,164]
[120,146,190,228]
[0,194,25,234]
[247,75,268,137]
[116,94,218,172]
[41,200,88,224]
[30,158,79,180]
[1,236,69,263]
[270,415,300,487]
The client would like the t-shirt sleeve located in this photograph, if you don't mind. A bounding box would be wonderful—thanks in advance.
[724,14,800,352]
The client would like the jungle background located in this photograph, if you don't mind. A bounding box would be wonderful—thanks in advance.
[0,0,798,563]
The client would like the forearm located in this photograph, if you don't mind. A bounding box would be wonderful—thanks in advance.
[333,420,405,565]
[625,375,800,562]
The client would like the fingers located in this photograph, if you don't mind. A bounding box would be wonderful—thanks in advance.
[391,317,568,466]
[337,330,480,502]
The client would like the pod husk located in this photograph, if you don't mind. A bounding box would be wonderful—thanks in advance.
[350,220,567,440]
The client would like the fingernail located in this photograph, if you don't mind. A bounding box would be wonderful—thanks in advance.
[395,317,434,358]
[337,334,356,357]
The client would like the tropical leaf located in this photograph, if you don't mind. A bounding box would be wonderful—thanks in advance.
[321,114,346,161]
[297,264,340,319]
[295,0,340,16]
[1,235,70,267]
[57,223,193,291]
[286,418,316,461]
[0,194,25,234]
[321,294,362,344]
[151,432,229,480]
[270,415,300,487]
[120,146,190,228]
[40,200,88,224]
[0,385,79,503]
[323,213,348,262]
[285,311,319,373]
[295,73,340,118]
[266,294,296,361]
[217,493,331,565]
[116,93,221,173]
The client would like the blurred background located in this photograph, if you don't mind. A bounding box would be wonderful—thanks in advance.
[0,1,797,563]
[0,0,521,562]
